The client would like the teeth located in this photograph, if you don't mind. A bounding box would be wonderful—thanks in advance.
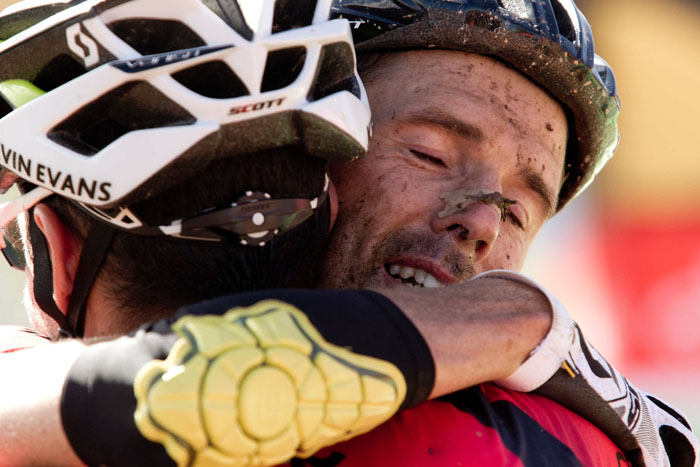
[388,264,444,288]
[399,266,415,279]
[423,274,441,288]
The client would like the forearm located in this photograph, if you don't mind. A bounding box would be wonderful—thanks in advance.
[0,340,85,465]
[376,274,552,398]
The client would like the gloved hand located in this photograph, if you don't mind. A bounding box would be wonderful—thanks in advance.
[488,270,699,467]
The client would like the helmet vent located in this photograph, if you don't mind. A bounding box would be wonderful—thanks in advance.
[0,96,12,119]
[172,61,249,98]
[261,47,306,92]
[49,81,196,156]
[308,42,360,102]
[497,0,535,21]
[34,54,86,92]
[272,0,316,33]
[108,19,206,55]
[201,0,253,41]
[550,0,576,44]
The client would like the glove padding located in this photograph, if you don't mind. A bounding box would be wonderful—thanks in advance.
[488,270,699,467]
[133,300,406,466]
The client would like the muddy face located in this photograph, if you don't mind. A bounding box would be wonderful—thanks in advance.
[438,188,516,222]
[320,50,567,290]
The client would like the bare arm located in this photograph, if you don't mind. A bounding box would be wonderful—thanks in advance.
[377,275,551,398]
[0,340,85,466]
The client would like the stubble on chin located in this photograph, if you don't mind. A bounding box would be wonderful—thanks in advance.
[319,228,475,289]
[317,227,373,289]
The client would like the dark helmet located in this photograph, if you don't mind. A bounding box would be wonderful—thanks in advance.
[332,0,620,210]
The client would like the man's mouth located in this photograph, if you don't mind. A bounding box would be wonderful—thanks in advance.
[384,263,444,288]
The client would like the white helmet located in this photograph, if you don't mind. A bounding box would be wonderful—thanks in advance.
[0,0,371,337]
[0,0,370,240]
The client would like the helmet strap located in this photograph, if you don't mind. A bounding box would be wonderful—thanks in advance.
[28,211,72,337]
[66,220,116,337]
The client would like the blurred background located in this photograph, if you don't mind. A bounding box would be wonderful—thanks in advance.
[1,0,699,430]
[522,0,700,428]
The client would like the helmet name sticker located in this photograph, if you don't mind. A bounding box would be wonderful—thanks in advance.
[1,144,111,202]
[238,202,272,214]
[66,22,99,68]
[229,97,285,115]
[112,45,233,73]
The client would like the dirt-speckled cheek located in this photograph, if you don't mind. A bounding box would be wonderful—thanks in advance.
[483,229,529,273]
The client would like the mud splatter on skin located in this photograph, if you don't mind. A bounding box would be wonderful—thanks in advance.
[439,188,516,222]
[445,63,477,80]
[499,107,529,140]
[505,79,520,103]
[552,142,561,157]
[446,71,471,80]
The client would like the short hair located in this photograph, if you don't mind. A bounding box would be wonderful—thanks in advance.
[22,145,330,329]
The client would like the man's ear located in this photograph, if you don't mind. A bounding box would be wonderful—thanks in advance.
[328,179,338,232]
[33,204,82,314]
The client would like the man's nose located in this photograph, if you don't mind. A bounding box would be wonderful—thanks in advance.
[431,197,501,263]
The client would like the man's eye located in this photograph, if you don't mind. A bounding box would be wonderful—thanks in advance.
[409,149,447,168]
[505,206,525,230]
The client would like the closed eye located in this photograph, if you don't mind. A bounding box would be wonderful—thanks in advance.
[409,149,447,168]
[507,212,524,230]
[504,205,525,230]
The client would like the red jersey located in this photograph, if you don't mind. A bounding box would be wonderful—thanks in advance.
[287,383,630,467]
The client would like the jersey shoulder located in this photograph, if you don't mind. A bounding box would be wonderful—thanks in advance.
[0,325,51,353]
[287,384,630,467]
